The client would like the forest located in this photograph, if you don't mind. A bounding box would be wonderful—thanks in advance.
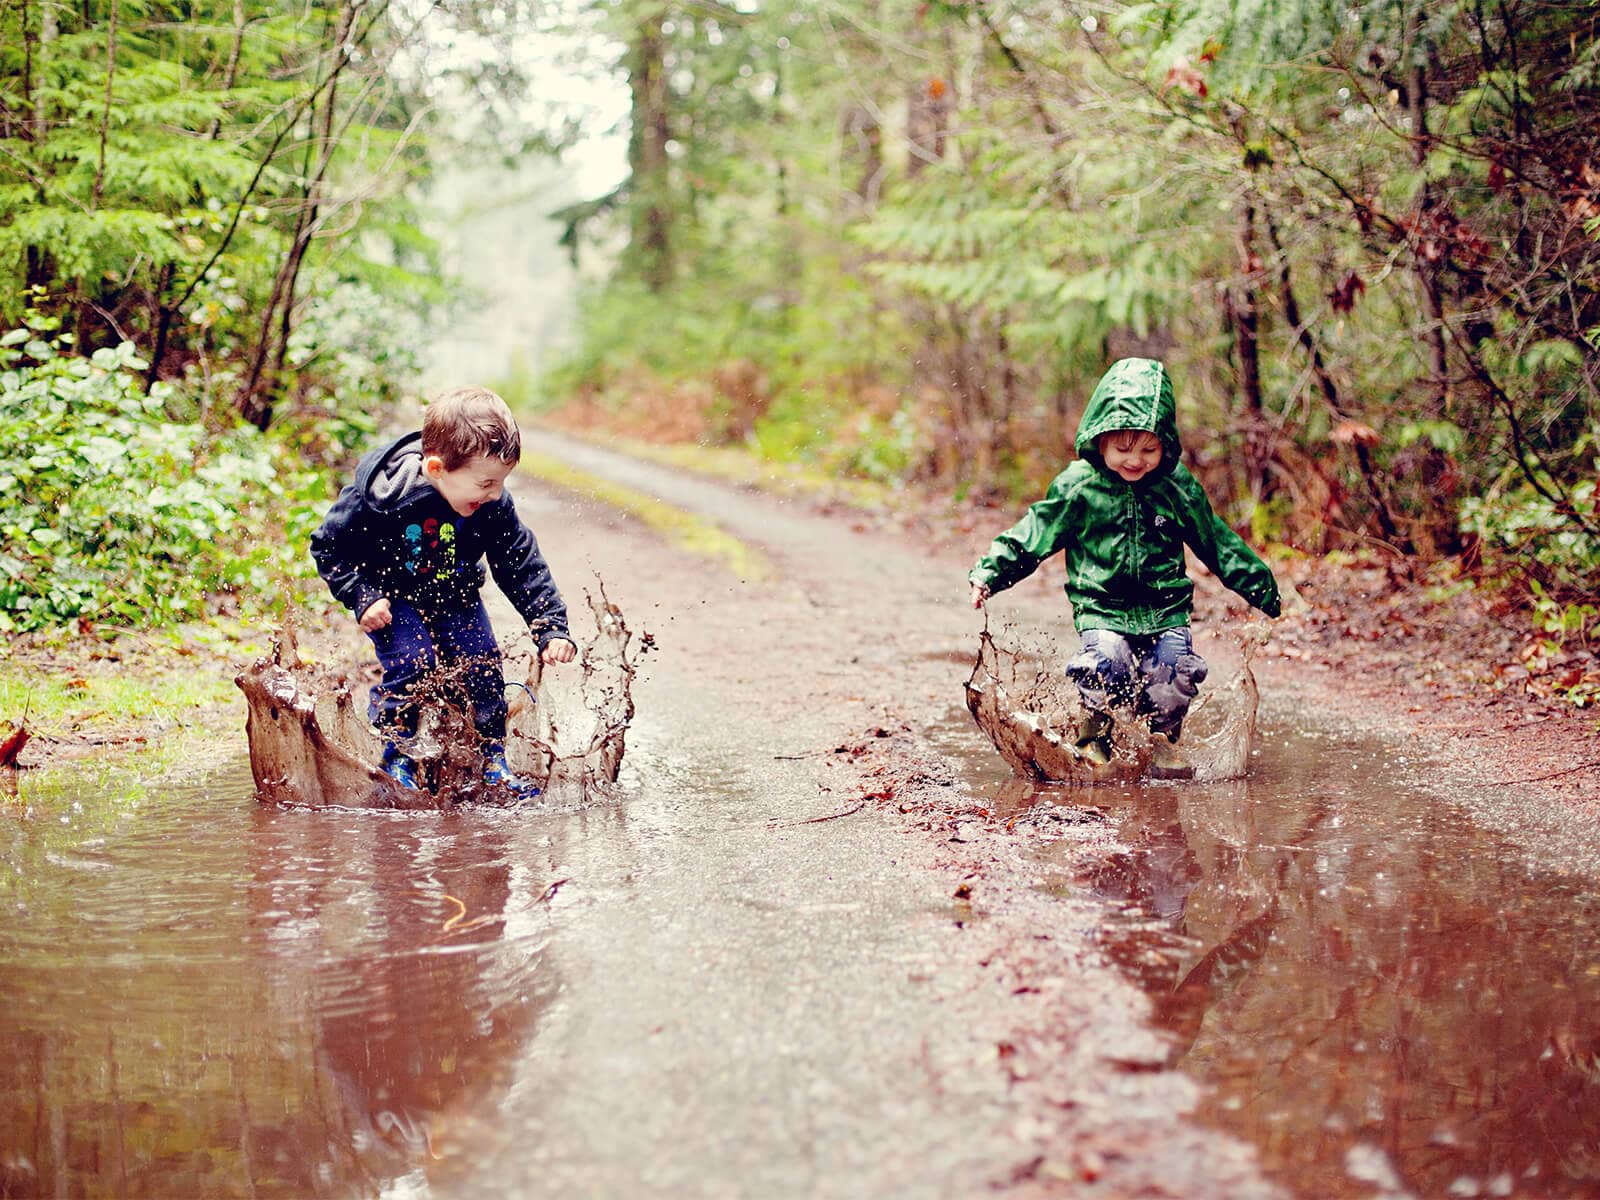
[1,0,1596,700]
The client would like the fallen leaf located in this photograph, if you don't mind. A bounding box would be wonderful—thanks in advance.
[0,723,29,768]
[1330,418,1380,448]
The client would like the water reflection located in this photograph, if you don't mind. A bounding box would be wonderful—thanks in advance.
[999,729,1600,1199]
[0,766,558,1199]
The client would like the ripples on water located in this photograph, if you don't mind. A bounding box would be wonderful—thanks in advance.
[10,715,1600,1199]
[0,760,571,1199]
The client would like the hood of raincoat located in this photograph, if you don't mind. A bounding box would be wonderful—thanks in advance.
[1073,358,1182,482]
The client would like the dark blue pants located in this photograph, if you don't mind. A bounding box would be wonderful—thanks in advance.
[366,597,507,744]
[1065,627,1208,738]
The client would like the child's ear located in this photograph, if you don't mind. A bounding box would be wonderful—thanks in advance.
[421,454,446,479]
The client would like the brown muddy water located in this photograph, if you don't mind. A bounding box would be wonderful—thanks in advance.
[935,709,1600,1200]
[0,739,1016,1200]
[7,713,1600,1200]
[0,764,565,1198]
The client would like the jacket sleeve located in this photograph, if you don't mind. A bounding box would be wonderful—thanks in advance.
[1176,471,1281,617]
[968,473,1075,596]
[309,483,385,621]
[483,492,571,647]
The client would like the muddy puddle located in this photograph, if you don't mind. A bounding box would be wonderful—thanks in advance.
[0,760,577,1198]
[0,734,1008,1199]
[9,695,1600,1198]
[966,715,1600,1200]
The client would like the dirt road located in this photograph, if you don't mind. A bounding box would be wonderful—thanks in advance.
[499,429,1281,1197]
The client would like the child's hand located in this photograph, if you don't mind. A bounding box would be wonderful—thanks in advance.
[970,581,991,610]
[359,597,392,632]
[541,637,577,665]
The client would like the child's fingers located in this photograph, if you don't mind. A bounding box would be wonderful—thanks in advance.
[541,639,577,664]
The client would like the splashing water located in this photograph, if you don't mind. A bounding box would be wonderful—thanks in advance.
[236,587,638,808]
[964,620,1260,784]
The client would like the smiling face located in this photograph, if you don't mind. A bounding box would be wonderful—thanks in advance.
[423,452,517,517]
[1097,429,1164,483]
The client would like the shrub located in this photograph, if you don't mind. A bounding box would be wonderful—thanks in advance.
[1459,476,1599,600]
[0,325,322,632]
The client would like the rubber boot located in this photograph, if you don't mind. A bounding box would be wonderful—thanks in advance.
[380,743,421,790]
[1148,732,1194,781]
[1073,710,1114,765]
[482,743,541,798]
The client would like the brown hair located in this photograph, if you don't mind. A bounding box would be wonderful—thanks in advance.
[1097,428,1161,453]
[421,386,522,470]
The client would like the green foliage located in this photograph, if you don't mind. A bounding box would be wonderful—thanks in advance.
[0,0,489,437]
[0,324,323,632]
[1460,478,1600,599]
[1397,420,1466,453]
[542,0,1600,613]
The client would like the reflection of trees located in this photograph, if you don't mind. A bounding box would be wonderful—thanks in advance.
[242,811,556,1197]
[1068,784,1321,1068]
[1048,767,1600,1199]
[0,812,555,1199]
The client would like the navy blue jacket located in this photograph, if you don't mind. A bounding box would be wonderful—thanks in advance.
[309,433,570,647]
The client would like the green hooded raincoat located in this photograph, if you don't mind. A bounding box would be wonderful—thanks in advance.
[969,358,1281,634]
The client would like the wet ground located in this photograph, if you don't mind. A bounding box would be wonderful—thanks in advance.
[945,710,1600,1199]
[0,747,1019,1198]
[4,431,1599,1198]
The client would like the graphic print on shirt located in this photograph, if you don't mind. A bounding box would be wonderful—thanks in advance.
[402,517,458,576]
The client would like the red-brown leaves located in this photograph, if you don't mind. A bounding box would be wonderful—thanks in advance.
[1330,419,1380,448]
[1161,55,1208,99]
[1400,206,1492,266]
[1329,270,1366,313]
[0,722,29,768]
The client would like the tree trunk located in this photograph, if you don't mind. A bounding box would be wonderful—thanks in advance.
[209,0,251,141]
[1406,2,1450,414]
[91,0,117,208]
[1232,198,1268,498]
[145,263,176,389]
[626,7,672,292]
[842,104,883,210]
[237,0,358,429]
[32,0,55,145]
[24,0,47,296]
[1263,211,1404,548]
[17,0,33,143]
[906,75,951,176]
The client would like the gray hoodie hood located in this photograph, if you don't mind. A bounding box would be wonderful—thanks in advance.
[357,432,437,513]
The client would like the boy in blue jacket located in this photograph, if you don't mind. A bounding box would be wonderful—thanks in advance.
[310,386,575,795]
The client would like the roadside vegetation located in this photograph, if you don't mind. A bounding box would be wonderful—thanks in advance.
[0,0,553,757]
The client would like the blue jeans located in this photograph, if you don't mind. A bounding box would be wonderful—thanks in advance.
[1065,627,1208,738]
[366,597,507,743]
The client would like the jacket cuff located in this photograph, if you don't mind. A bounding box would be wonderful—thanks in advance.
[532,625,571,649]
[349,585,384,622]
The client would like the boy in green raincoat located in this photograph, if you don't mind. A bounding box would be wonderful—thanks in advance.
[968,358,1280,774]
